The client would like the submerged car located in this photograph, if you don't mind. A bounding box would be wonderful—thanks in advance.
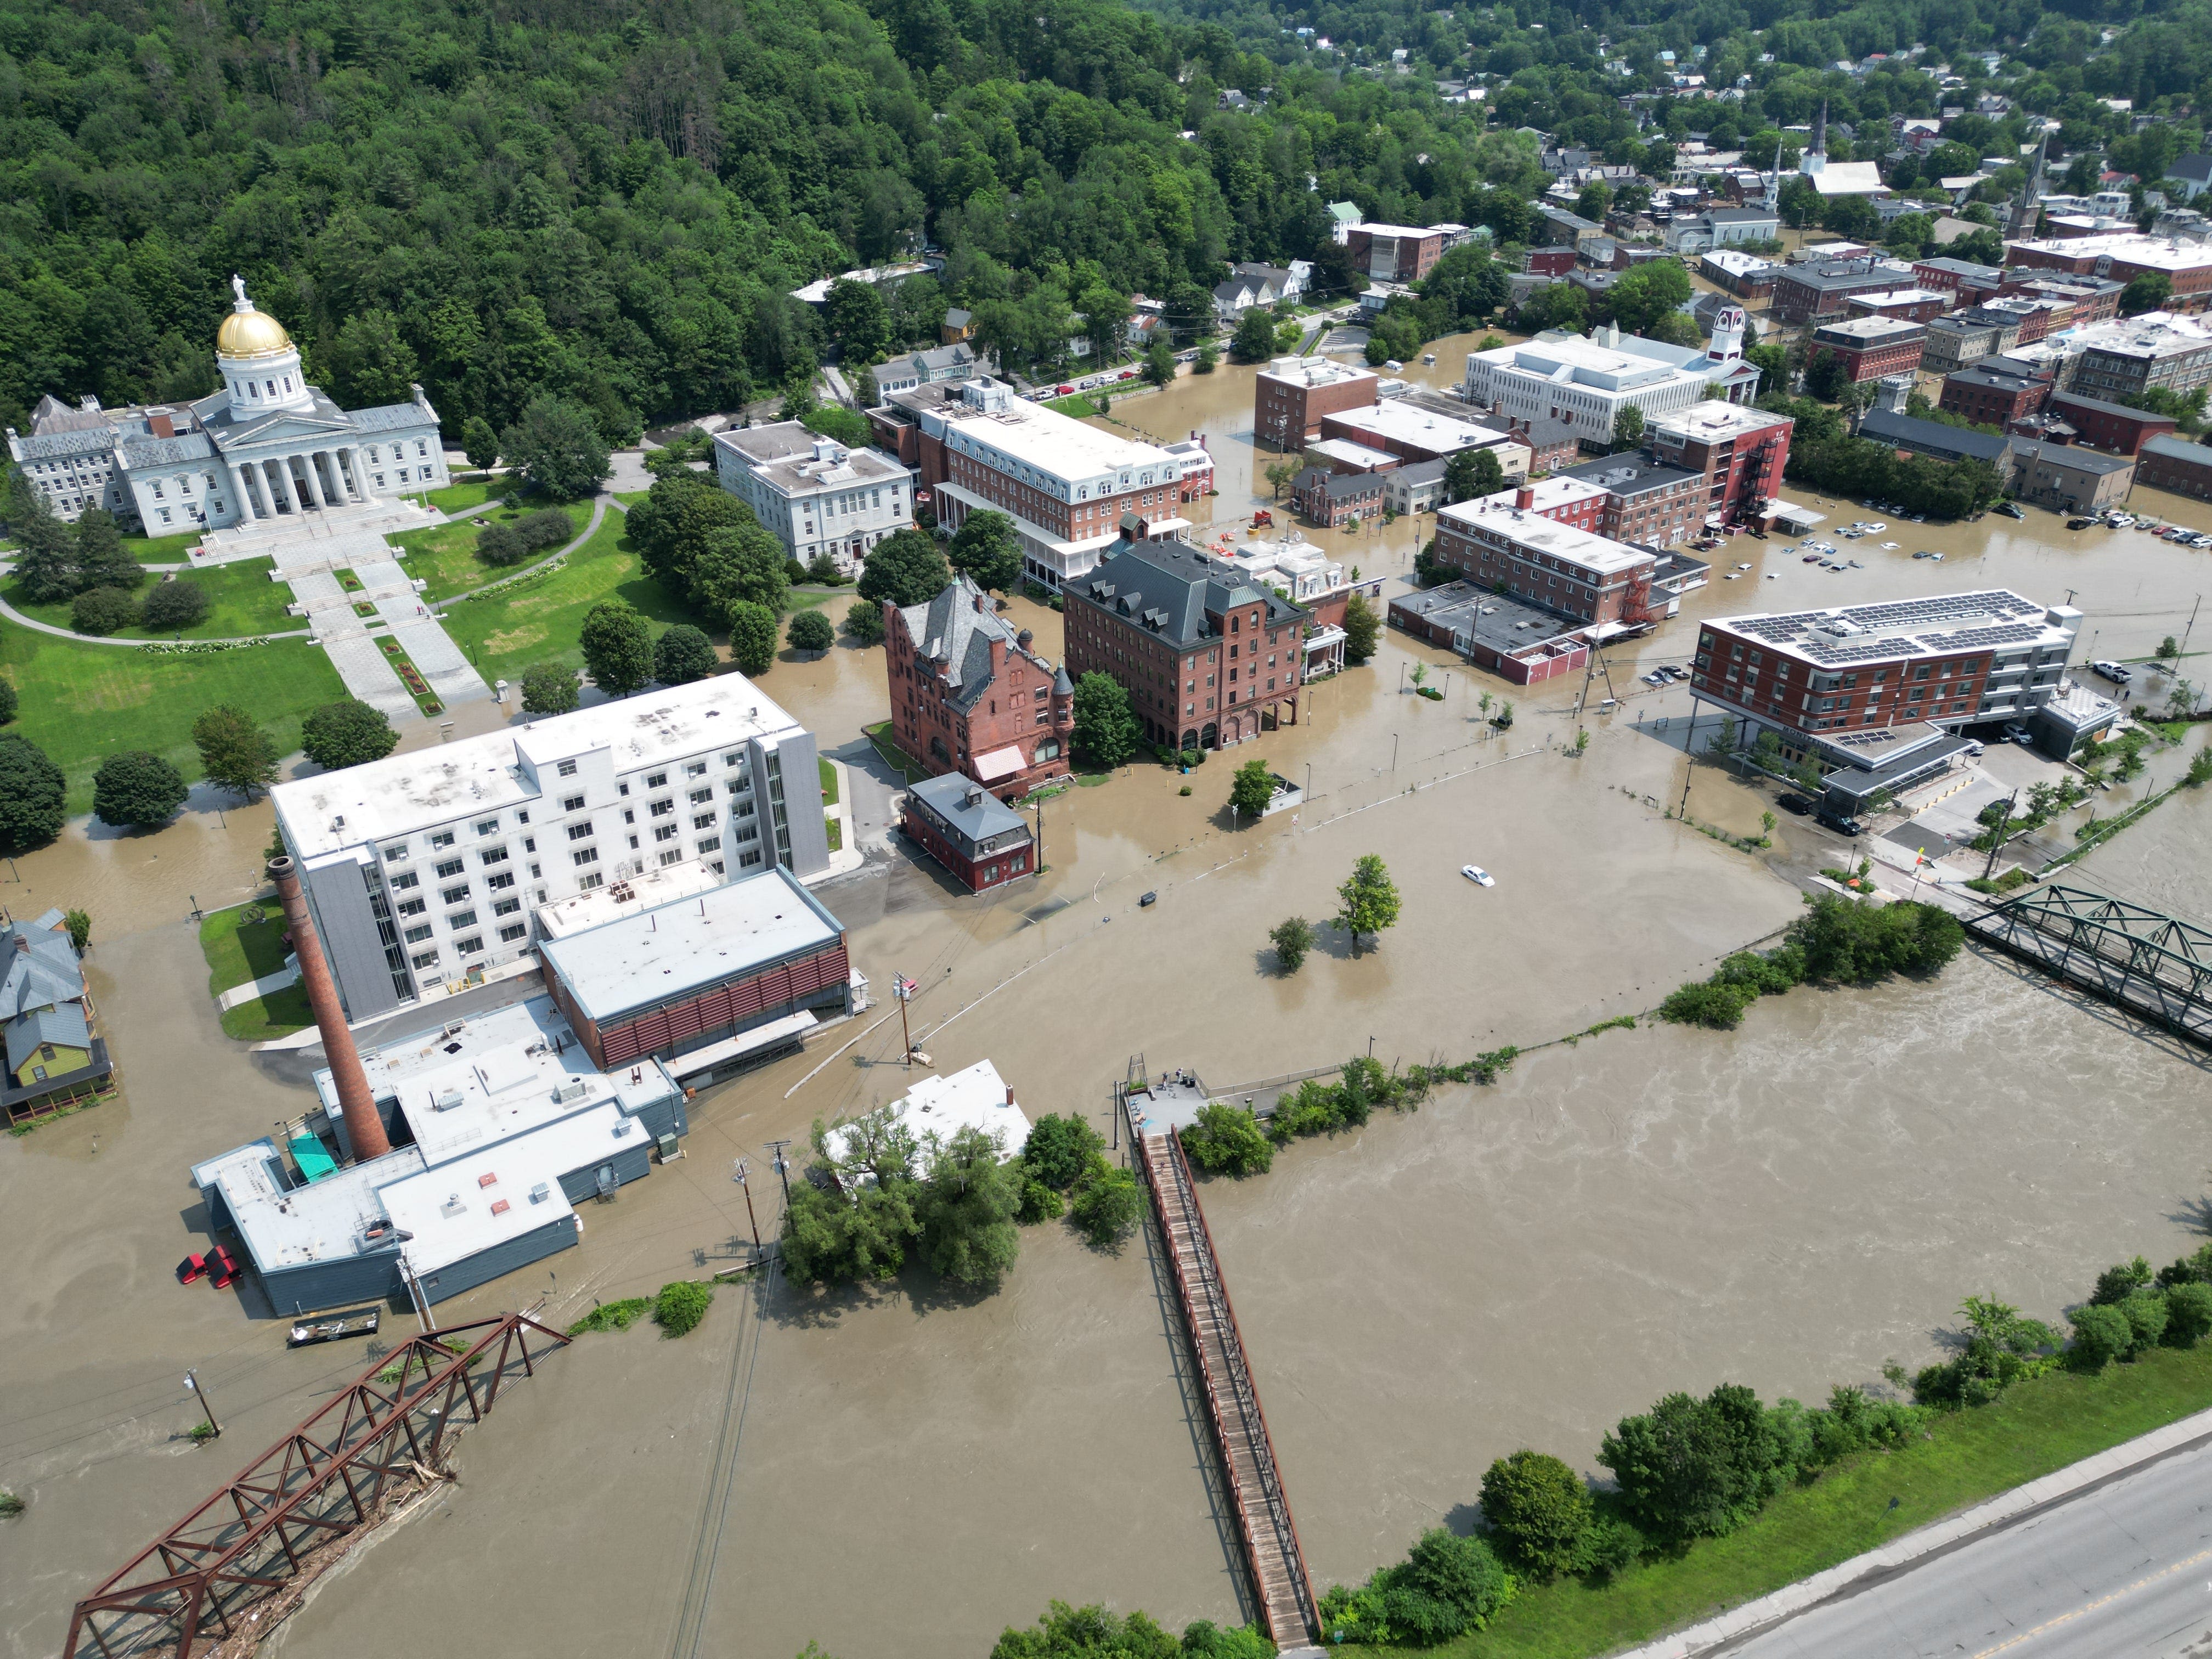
[1461,865,1496,887]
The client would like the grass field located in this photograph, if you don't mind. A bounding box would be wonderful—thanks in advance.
[3,561,298,641]
[393,500,594,600]
[199,901,312,1041]
[1043,392,1112,418]
[1381,1344,2212,1659]
[441,513,687,684]
[123,529,204,565]
[818,755,838,805]
[0,625,346,812]
[424,476,507,515]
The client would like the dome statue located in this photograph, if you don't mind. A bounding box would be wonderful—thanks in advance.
[216,274,295,360]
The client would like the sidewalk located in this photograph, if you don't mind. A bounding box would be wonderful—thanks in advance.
[1610,1399,2212,1658]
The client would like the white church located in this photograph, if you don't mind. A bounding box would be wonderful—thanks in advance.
[7,276,448,540]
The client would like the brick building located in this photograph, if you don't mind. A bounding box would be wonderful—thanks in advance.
[1699,249,1779,298]
[1431,487,1657,627]
[1939,364,2051,427]
[1911,256,2006,303]
[2136,432,2212,497]
[1253,356,1381,446]
[1811,317,1928,382]
[2010,441,2135,512]
[1843,288,1952,325]
[1347,224,1445,281]
[901,774,1037,892]
[886,575,1076,799]
[1920,314,2004,373]
[1318,399,1527,466]
[2001,234,2212,303]
[1770,257,1919,324]
[2044,390,2178,454]
[1646,401,1796,527]
[1290,466,1385,526]
[2066,315,2212,403]
[1388,583,1593,685]
[1553,458,1708,545]
[1063,539,1311,751]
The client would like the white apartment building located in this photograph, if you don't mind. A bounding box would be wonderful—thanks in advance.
[1462,319,1754,448]
[712,422,911,574]
[918,376,1202,589]
[270,674,829,1022]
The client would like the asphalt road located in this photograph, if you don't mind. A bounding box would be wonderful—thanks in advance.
[1724,1440,2212,1658]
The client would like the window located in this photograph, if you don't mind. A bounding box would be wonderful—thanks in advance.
[740,849,763,868]
[572,847,598,866]
[562,794,584,811]
[654,824,679,842]
[578,871,603,890]
[447,909,477,930]
[493,896,521,916]
[455,936,484,956]
[646,771,668,788]
[411,949,441,969]
[566,821,594,842]
[685,761,707,778]
[430,831,455,849]
[383,845,409,864]
[403,923,434,944]
[487,870,515,891]
[557,760,578,777]
[499,922,529,943]
[481,845,507,865]
[690,788,713,805]
[659,849,685,867]
[435,858,464,879]
[396,895,426,918]
[650,799,674,816]
[725,777,748,796]
[389,870,420,891]
[475,818,499,835]
[696,836,720,854]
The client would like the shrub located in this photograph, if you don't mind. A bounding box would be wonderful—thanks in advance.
[1577,1516,1645,1582]
[142,580,209,630]
[1179,1103,1273,1177]
[567,1296,652,1334]
[1479,1450,1592,1581]
[653,624,718,686]
[476,522,529,565]
[1658,979,1761,1029]
[1020,1113,1105,1190]
[0,678,14,724]
[71,585,140,635]
[2067,1302,2131,1371]
[842,596,885,644]
[2118,1286,2170,1354]
[1913,1296,2061,1407]
[1177,1620,1273,1659]
[0,1488,22,1518]
[805,551,843,584]
[788,609,835,652]
[2165,1282,2212,1346]
[1269,916,1314,973]
[1068,1154,1142,1246]
[301,699,399,770]
[514,507,573,550]
[2091,1255,2153,1305]
[1319,1528,1516,1646]
[652,1280,713,1336]
[92,751,189,828]
[1599,1383,1780,1543]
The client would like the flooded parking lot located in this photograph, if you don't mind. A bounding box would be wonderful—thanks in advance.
[5,364,2211,1659]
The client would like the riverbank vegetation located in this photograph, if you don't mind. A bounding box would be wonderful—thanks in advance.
[1658,894,1963,1030]
[991,1602,1273,1659]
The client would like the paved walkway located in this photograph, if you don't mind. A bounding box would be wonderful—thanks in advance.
[321,631,416,716]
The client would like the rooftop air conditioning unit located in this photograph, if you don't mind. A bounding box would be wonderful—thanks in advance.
[440,1194,465,1218]
[529,1182,552,1204]
[435,1088,465,1112]
[557,1080,589,1103]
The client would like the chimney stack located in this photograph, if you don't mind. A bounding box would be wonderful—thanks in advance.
[1515,484,1536,510]
[267,857,390,1163]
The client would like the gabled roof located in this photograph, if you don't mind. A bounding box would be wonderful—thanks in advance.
[0,918,83,1018]
[7,1003,89,1071]
[1071,539,1307,649]
[895,574,1045,716]
[2170,155,2212,184]
[1859,408,2013,464]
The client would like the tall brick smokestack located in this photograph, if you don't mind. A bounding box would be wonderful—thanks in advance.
[267,856,390,1162]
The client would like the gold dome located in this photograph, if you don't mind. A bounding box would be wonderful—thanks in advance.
[216,306,294,360]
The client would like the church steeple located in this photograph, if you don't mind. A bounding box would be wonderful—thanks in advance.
[2010,132,2049,239]
[1801,100,1829,177]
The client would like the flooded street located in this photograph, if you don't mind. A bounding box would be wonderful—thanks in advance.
[7,364,2212,1659]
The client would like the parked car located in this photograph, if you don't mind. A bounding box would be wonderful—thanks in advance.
[1994,501,2023,519]
[2067,516,2097,530]
[2093,660,2132,685]
[2002,721,2033,745]
[1461,864,1496,887]
[176,1253,208,1285]
[208,1244,241,1290]
[1776,793,1813,816]
[1815,808,1863,837]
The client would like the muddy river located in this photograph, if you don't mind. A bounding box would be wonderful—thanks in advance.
[4,365,2211,1659]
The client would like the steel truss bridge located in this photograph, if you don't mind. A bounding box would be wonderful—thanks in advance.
[1966,885,2212,1048]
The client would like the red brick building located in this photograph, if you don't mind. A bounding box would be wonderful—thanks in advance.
[1911,257,2006,303]
[1347,224,1444,281]
[1290,465,1384,527]
[2046,390,2179,455]
[1253,356,1381,446]
[1810,317,1927,382]
[886,575,1075,799]
[1844,288,1952,325]
[1939,365,2051,427]
[1646,402,1795,526]
[1522,247,1577,278]
[2001,234,2212,303]
[1431,489,1657,627]
[901,774,1037,892]
[1064,539,1310,751]
[2137,434,2212,497]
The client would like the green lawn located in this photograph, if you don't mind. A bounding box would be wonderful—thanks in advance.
[1044,392,1111,418]
[819,755,838,805]
[0,624,346,812]
[1391,1344,2212,1659]
[425,476,507,514]
[123,529,205,565]
[199,901,312,1040]
[864,719,930,783]
[441,514,688,683]
[393,500,593,600]
[4,560,299,641]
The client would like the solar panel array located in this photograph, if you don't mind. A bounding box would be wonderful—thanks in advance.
[1719,590,2046,663]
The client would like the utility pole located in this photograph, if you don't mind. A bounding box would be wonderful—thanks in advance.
[2183,595,2202,661]
[1032,795,1044,872]
[765,1139,794,1213]
[1980,789,2019,882]
[732,1160,761,1253]
[184,1370,220,1439]
[893,971,916,1063]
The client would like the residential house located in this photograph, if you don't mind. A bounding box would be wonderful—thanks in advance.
[2,910,110,1125]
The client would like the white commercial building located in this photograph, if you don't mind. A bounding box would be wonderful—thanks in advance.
[269,673,830,1022]
[713,422,912,575]
[7,276,445,533]
[1462,317,1757,449]
[823,1059,1032,1186]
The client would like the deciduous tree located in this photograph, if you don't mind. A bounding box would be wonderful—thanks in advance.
[301,699,399,770]
[93,750,188,828]
[191,705,280,799]
[1070,671,1141,768]
[520,662,580,714]
[501,396,611,500]
[654,624,718,684]
[856,528,951,608]
[0,734,66,851]
[579,600,654,695]
[725,601,779,675]
[786,609,834,653]
[1342,590,1379,663]
[1479,1450,1593,1580]
[1269,916,1314,972]
[948,510,1021,592]
[1228,757,1274,819]
[1335,853,1401,955]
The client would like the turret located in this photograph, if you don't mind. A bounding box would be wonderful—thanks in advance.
[1051,664,1075,731]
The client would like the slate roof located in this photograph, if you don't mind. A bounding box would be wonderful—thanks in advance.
[2049,388,2179,422]
[2009,437,2135,474]
[0,917,84,1018]
[908,772,1033,847]
[1071,539,1308,650]
[117,432,215,468]
[1556,456,1701,497]
[2170,155,2212,185]
[1859,408,2014,464]
[10,429,115,459]
[1294,466,1384,500]
[944,308,973,328]
[895,574,1048,716]
[7,1003,89,1073]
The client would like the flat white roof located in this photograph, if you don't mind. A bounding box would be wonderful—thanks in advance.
[1306,437,1398,470]
[1654,400,1792,440]
[535,857,727,940]
[929,394,1181,493]
[2009,234,2212,273]
[822,1059,1031,1175]
[1816,315,1926,341]
[537,865,843,1024]
[1452,477,1605,521]
[1333,399,1506,450]
[1259,356,1378,391]
[1470,334,1686,394]
[272,673,806,857]
[1355,222,1440,239]
[1439,494,1651,577]
[1701,250,1776,274]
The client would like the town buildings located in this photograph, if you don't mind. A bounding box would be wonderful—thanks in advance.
[825,1060,1031,1181]
[1920,313,2005,373]
[1769,256,1919,324]
[7,278,445,533]
[901,775,1039,892]
[1461,315,1759,452]
[2010,440,2136,512]
[1645,400,1796,527]
[268,673,830,1022]
[1700,249,1780,298]
[2063,314,2212,402]
[1844,288,1951,325]
[2,909,111,1125]
[1859,408,2015,469]
[1347,224,1445,281]
[2136,432,2212,496]
[1666,205,1781,252]
[1387,582,1594,684]
[2002,233,2212,303]
[1810,317,1928,382]
[1911,256,2007,303]
[1555,455,1709,545]
[1318,399,1529,467]
[712,424,912,574]
[1430,486,1657,630]
[1253,356,1381,445]
[1219,534,1375,676]
[885,575,1075,798]
[873,344,978,393]
[1063,538,1310,751]
[1939,364,2051,426]
[2044,389,2177,454]
[1290,465,1385,525]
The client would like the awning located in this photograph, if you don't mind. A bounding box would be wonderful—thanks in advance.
[667,1010,820,1081]
[973,745,1025,782]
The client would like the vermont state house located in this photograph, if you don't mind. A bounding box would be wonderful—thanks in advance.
[7,277,447,536]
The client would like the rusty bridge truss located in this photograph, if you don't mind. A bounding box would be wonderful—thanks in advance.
[1967,884,2212,1048]
[63,1312,569,1659]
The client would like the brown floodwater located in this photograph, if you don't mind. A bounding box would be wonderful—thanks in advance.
[8,377,2212,1659]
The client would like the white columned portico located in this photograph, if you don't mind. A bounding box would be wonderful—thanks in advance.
[292,454,320,510]
[261,458,292,514]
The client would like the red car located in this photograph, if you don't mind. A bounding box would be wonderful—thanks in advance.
[176,1254,208,1285]
[1056,383,1074,395]
[208,1245,241,1290]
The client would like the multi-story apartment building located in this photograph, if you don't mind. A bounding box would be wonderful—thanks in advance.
[885,575,1075,799]
[1939,364,2051,427]
[1810,317,1928,382]
[1219,535,1380,677]
[2136,432,2212,497]
[1318,399,1530,467]
[1431,487,1657,628]
[269,675,830,1022]
[1645,401,1795,527]
[1769,257,1920,324]
[2045,390,2179,454]
[1347,224,1445,281]
[711,422,911,575]
[1555,456,1708,545]
[1063,539,1311,751]
[1911,256,2006,304]
[1843,288,1952,325]
[2062,314,2212,402]
[2002,233,2212,303]
[1920,314,2004,373]
[1253,356,1381,445]
[914,376,1209,590]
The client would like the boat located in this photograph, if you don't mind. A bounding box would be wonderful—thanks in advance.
[287,1307,382,1347]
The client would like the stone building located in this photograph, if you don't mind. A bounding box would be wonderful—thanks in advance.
[886,575,1075,799]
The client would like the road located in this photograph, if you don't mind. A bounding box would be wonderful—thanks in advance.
[1724,1438,2212,1658]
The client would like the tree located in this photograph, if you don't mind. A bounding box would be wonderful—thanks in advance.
[1195,342,1218,373]
[1020,1114,1106,1191]
[654,624,719,684]
[991,1602,1182,1659]
[512,509,573,552]
[1230,308,1277,363]
[301,699,398,770]
[1143,340,1175,386]
[2122,272,2172,317]
[476,522,527,565]
[501,396,611,500]
[1599,1383,1779,1542]
[70,587,139,635]
[2157,636,2181,661]
[823,278,894,364]
[948,510,1022,592]
[64,908,91,951]
[1078,285,1132,364]
[191,705,280,799]
[1605,262,1691,336]
[0,734,66,852]
[75,508,142,590]
[0,677,14,724]
[725,601,778,675]
[520,662,581,713]
[1342,590,1380,664]
[323,310,419,407]
[1612,403,1646,452]
[1179,1103,1273,1176]
[917,1124,1023,1286]
[1335,854,1401,955]
[579,600,654,694]
[1479,1450,1593,1580]
[787,609,834,653]
[1269,916,1314,973]
[461,416,499,471]
[93,751,188,828]
[1228,757,1274,819]
[856,528,951,608]
[781,1163,919,1284]
[12,501,81,603]
[1070,671,1141,768]
[1803,351,1850,402]
[142,580,208,630]
[1068,1154,1142,1246]
[843,596,886,644]
[1444,447,1504,504]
